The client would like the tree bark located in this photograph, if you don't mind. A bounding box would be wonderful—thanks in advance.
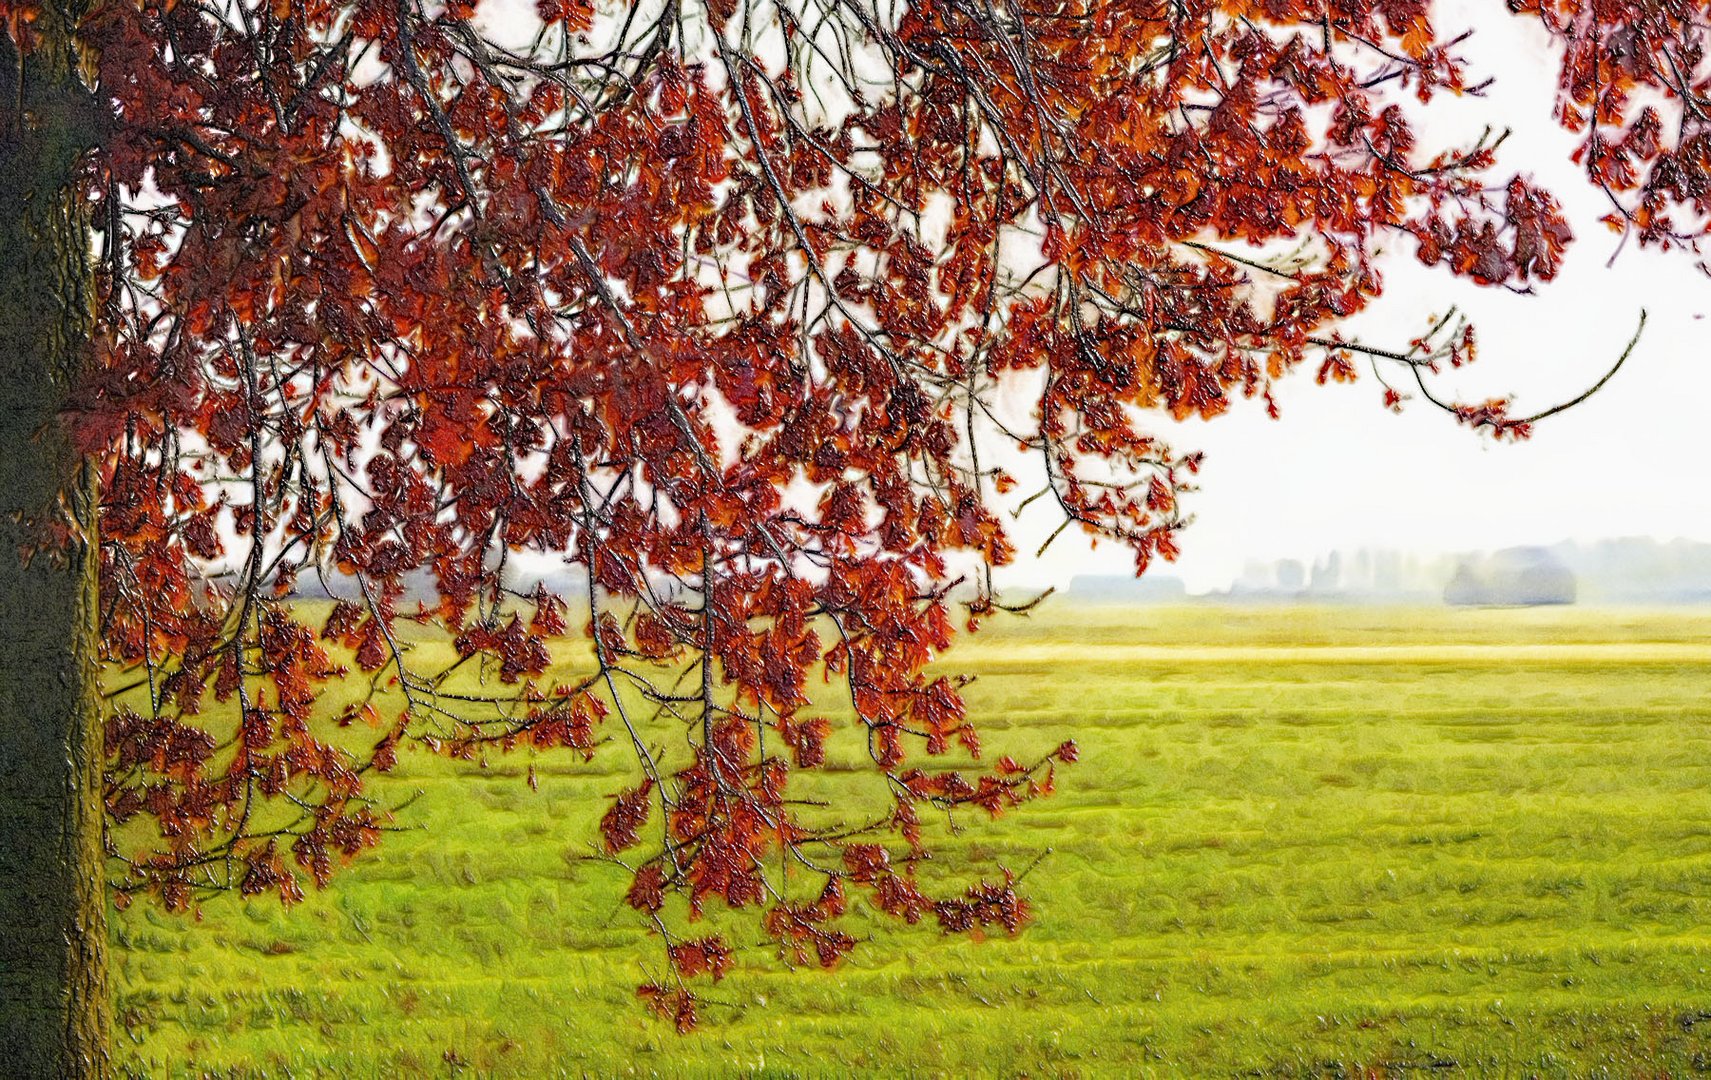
[0,6,111,1077]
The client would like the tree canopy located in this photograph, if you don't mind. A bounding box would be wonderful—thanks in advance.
[4,0,1701,1032]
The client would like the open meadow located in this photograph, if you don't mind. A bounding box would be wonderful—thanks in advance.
[109,605,1711,1077]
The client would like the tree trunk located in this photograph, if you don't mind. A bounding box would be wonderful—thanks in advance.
[0,7,111,1077]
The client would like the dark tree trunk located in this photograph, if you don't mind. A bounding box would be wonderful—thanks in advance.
[0,7,111,1077]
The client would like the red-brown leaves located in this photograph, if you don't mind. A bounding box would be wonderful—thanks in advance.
[776,716,830,769]
[637,984,699,1033]
[842,843,892,885]
[1506,178,1575,283]
[765,878,853,968]
[533,0,593,33]
[669,935,734,982]
[238,841,305,905]
[933,874,1029,937]
[626,865,668,914]
[600,779,655,855]
[104,708,216,791]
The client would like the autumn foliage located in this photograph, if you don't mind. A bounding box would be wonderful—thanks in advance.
[4,0,1698,1026]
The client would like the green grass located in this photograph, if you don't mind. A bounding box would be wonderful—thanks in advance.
[110,605,1711,1077]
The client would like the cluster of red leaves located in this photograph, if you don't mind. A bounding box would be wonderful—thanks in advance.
[1514,0,1711,253]
[7,0,1689,1025]
[842,842,1028,935]
[763,877,856,969]
[636,982,701,1035]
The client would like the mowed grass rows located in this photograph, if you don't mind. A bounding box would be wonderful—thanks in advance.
[111,606,1711,1077]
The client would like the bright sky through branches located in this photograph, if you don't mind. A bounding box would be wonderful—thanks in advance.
[992,2,1711,593]
[474,0,1705,595]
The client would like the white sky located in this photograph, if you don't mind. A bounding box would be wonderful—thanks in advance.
[998,3,1711,592]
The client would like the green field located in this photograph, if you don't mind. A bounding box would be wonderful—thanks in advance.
[110,605,1711,1077]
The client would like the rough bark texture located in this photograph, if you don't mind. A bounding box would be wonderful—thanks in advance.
[0,6,111,1076]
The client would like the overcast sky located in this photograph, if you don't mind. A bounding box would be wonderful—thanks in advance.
[997,4,1711,592]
